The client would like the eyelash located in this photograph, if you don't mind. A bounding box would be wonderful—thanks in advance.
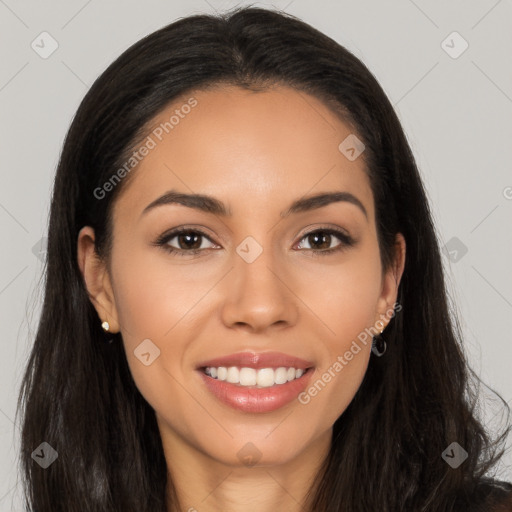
[152,226,356,258]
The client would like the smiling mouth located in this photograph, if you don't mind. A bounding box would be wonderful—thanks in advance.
[199,365,314,388]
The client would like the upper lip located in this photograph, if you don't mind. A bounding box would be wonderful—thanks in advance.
[196,351,315,370]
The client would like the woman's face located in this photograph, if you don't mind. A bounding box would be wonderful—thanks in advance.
[78,85,405,469]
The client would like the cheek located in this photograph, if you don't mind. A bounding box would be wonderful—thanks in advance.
[109,241,220,392]
[292,245,381,422]
[109,245,198,413]
[301,348,371,436]
[295,245,383,346]
[110,242,207,343]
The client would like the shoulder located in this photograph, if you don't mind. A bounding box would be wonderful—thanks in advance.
[467,478,512,512]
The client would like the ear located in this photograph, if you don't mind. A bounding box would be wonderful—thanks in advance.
[374,232,406,328]
[77,226,120,332]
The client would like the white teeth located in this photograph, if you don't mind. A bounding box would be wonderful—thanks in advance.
[256,368,275,387]
[239,367,257,386]
[203,366,308,387]
[274,367,288,385]
[226,366,239,383]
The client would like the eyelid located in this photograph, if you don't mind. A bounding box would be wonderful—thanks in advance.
[293,223,352,241]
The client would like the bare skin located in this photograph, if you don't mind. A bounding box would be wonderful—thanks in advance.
[77,84,405,512]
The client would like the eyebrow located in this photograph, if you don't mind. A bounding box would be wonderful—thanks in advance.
[140,190,368,220]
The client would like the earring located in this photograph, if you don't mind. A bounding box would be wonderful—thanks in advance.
[101,321,110,332]
[371,330,387,357]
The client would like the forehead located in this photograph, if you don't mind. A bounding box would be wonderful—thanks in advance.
[113,85,374,224]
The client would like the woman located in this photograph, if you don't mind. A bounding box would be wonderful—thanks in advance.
[16,6,511,511]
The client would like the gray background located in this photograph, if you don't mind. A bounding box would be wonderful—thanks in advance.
[1,0,511,509]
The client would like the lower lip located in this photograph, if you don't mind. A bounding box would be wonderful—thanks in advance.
[197,368,314,413]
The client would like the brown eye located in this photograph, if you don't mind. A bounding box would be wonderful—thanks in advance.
[295,228,355,255]
[174,232,203,250]
[305,231,337,250]
[154,228,218,256]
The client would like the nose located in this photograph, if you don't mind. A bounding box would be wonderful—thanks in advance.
[220,243,299,334]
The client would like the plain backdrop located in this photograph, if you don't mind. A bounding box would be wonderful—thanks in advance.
[1,0,511,509]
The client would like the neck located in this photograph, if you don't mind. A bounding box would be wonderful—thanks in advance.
[161,428,331,512]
